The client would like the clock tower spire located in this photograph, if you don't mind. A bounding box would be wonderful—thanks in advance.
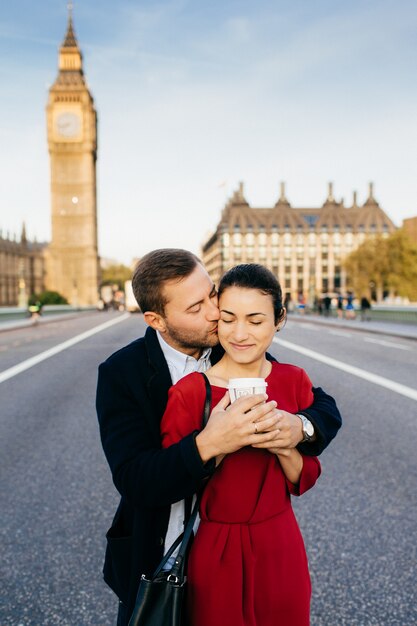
[45,6,99,306]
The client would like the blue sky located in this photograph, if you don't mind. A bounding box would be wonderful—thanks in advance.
[1,0,416,265]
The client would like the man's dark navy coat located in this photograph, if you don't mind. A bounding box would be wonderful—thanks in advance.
[96,327,341,621]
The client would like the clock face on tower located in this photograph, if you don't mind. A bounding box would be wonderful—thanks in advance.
[55,112,81,138]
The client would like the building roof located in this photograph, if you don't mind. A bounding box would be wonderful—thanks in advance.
[216,182,396,233]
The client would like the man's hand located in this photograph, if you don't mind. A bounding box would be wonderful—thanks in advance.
[195,392,282,463]
[251,409,303,455]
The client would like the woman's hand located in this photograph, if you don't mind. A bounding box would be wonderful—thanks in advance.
[251,410,303,452]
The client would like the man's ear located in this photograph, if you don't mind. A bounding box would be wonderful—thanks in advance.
[143,311,167,332]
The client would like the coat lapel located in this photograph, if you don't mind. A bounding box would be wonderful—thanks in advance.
[144,328,173,441]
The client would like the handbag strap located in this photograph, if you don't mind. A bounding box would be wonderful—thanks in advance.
[153,372,213,582]
[183,372,212,524]
[201,372,212,428]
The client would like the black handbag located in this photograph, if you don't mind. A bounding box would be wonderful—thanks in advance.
[128,373,212,626]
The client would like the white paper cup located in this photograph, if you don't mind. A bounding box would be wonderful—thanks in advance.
[228,378,268,403]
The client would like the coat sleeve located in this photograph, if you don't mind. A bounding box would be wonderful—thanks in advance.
[297,385,342,457]
[96,361,214,509]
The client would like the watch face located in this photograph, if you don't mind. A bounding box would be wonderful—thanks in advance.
[305,419,314,437]
[56,112,81,138]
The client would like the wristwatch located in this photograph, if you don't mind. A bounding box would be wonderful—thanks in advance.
[297,414,315,443]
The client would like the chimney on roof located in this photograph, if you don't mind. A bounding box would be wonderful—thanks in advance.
[279,181,287,202]
[327,182,334,202]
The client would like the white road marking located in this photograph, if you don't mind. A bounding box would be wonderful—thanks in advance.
[273,337,417,402]
[364,337,411,351]
[0,313,130,384]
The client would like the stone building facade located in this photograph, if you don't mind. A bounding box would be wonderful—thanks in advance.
[201,181,396,303]
[0,226,46,306]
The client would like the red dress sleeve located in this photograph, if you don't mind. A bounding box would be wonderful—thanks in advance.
[161,373,206,448]
[287,366,321,495]
[286,455,321,496]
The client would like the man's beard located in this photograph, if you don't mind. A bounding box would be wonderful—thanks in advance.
[164,323,219,352]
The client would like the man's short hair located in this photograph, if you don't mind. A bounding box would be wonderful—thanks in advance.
[132,248,201,315]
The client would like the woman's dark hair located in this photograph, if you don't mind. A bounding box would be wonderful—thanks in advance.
[132,248,201,314]
[218,264,286,325]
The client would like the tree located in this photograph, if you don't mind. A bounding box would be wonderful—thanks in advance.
[29,290,69,306]
[100,264,132,290]
[343,229,417,302]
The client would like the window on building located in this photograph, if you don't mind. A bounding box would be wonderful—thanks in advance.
[222,233,230,246]
[302,214,318,228]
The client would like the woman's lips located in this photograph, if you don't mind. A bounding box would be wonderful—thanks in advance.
[229,343,254,350]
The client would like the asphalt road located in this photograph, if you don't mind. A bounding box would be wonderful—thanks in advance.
[1,312,416,626]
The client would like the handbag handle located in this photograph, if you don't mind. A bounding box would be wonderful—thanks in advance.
[153,373,212,582]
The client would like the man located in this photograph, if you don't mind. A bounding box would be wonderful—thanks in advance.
[96,249,341,625]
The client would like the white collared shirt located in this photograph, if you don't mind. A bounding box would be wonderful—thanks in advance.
[157,332,211,566]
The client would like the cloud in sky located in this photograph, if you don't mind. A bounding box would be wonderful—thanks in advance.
[0,0,416,264]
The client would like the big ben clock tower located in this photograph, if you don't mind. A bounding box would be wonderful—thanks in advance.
[46,6,99,306]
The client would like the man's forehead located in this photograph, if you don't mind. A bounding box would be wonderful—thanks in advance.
[162,268,214,308]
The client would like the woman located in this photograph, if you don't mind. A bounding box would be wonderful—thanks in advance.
[161,264,321,626]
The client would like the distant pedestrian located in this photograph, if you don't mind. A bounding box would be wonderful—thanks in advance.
[345,292,356,320]
[323,295,331,317]
[336,294,344,319]
[360,296,371,321]
[297,292,306,314]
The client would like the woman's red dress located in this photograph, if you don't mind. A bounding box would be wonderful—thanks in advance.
[161,361,321,626]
